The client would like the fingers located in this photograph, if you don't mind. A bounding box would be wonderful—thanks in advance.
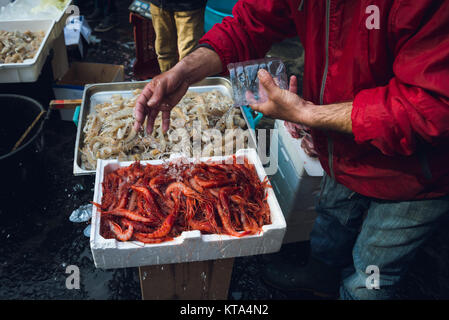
[245,90,259,105]
[134,84,153,131]
[133,103,147,131]
[248,100,269,115]
[162,110,170,133]
[289,75,298,94]
[146,108,158,135]
[147,79,165,108]
[257,69,281,101]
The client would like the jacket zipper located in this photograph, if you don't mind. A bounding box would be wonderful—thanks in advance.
[321,0,335,179]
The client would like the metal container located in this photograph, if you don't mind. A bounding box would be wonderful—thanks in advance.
[73,77,257,175]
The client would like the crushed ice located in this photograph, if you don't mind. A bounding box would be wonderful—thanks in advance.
[69,204,92,223]
[83,225,91,238]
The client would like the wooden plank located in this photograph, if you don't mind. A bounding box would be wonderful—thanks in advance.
[139,258,234,300]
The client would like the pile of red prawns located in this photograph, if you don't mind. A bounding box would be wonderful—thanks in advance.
[93,156,271,244]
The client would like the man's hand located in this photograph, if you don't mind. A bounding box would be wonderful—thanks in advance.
[249,69,314,125]
[250,69,353,134]
[134,47,223,134]
[134,69,190,134]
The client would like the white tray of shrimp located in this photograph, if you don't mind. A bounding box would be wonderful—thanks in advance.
[90,148,286,269]
[0,19,55,83]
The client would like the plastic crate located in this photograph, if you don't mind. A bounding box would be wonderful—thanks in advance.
[206,0,238,14]
[129,12,160,80]
[204,5,231,33]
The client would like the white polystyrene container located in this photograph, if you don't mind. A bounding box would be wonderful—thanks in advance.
[268,120,323,243]
[275,119,323,177]
[0,19,55,83]
[90,148,286,269]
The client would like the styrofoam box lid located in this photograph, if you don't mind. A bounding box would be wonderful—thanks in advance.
[275,120,323,177]
[90,148,286,269]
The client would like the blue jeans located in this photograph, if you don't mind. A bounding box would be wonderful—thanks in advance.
[310,173,449,299]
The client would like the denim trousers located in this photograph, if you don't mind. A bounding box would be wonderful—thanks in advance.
[310,173,449,299]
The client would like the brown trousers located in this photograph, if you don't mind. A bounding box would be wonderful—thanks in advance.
[150,4,205,72]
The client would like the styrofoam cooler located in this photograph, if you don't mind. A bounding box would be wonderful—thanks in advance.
[90,148,286,269]
[269,120,324,243]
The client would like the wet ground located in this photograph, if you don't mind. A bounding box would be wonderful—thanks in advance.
[1,1,449,300]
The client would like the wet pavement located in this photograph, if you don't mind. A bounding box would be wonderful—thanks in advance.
[1,1,448,300]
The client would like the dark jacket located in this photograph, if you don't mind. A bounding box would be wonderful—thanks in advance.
[149,0,207,12]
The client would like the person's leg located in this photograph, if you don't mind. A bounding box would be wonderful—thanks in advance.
[104,0,118,17]
[94,0,119,32]
[310,173,370,267]
[150,4,179,72]
[262,173,369,295]
[340,195,449,299]
[173,8,205,60]
[86,0,103,21]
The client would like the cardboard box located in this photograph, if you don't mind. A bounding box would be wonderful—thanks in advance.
[51,31,69,81]
[52,62,124,120]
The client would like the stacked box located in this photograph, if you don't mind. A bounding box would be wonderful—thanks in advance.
[269,120,323,243]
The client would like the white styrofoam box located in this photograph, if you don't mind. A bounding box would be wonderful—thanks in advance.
[269,121,323,243]
[275,119,323,177]
[90,148,286,269]
[0,19,55,83]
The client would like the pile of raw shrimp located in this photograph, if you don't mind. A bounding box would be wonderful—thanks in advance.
[93,156,272,244]
[0,30,45,63]
[80,89,248,170]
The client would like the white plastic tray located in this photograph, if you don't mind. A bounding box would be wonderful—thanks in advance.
[0,19,55,83]
[90,148,286,269]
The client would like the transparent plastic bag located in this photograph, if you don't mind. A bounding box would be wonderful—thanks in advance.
[228,58,288,106]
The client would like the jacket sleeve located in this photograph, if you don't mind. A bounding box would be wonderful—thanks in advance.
[198,0,297,74]
[351,1,449,156]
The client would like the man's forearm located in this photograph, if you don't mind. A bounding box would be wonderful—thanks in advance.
[301,101,353,134]
[173,47,223,85]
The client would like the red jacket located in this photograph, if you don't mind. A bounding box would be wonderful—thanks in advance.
[199,0,449,201]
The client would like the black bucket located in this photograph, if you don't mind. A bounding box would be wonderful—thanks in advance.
[0,95,47,206]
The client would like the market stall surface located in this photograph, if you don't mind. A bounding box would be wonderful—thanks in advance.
[1,1,449,300]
